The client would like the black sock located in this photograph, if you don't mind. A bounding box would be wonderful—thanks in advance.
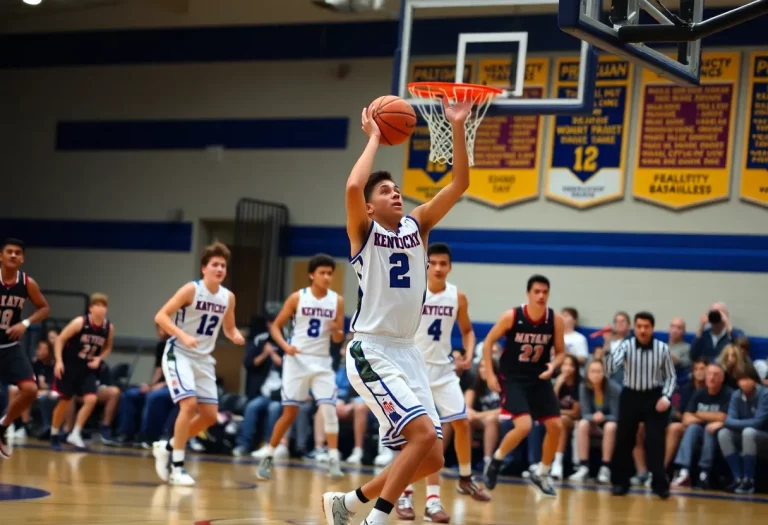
[581,460,590,467]
[373,498,394,515]
[355,487,370,503]
[0,424,6,434]
[166,440,173,452]
[172,460,184,468]
[602,460,610,468]
[460,475,472,482]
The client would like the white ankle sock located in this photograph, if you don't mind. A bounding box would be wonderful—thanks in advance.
[426,484,440,503]
[264,445,275,457]
[329,448,340,461]
[554,452,563,464]
[365,508,390,524]
[172,450,185,463]
[538,463,550,475]
[344,490,366,513]
[459,463,472,477]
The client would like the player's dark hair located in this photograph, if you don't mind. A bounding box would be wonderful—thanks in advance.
[634,311,655,327]
[1,238,25,253]
[526,274,550,292]
[201,241,231,267]
[562,307,579,322]
[364,170,395,202]
[309,253,336,273]
[427,243,452,261]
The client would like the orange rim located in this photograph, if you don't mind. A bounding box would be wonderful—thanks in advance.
[407,82,504,103]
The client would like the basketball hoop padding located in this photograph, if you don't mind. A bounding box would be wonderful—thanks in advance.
[407,82,503,166]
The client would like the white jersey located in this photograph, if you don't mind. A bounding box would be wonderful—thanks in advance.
[289,287,338,357]
[350,216,427,340]
[415,282,459,368]
[171,280,230,357]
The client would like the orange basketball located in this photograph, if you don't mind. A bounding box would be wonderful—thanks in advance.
[368,95,417,146]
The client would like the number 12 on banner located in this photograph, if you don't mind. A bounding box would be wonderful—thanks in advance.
[573,146,599,173]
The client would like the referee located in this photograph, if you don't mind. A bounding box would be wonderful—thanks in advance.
[604,311,676,499]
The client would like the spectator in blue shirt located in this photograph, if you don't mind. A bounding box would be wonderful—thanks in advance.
[717,362,768,494]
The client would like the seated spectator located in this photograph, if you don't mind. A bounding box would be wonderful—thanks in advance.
[465,357,501,467]
[94,362,122,443]
[690,302,745,362]
[668,317,691,374]
[32,339,57,438]
[718,362,768,494]
[601,311,631,386]
[551,355,581,479]
[570,359,620,482]
[115,326,171,446]
[671,363,732,488]
[664,358,709,472]
[718,344,747,390]
[562,308,589,367]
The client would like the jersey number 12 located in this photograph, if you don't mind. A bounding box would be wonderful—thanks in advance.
[196,314,220,336]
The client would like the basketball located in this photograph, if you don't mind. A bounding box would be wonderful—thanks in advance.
[368,95,417,146]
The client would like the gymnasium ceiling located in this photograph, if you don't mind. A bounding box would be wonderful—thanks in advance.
[0,0,752,33]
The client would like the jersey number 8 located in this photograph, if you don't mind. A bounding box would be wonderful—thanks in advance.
[307,318,321,338]
[519,344,545,363]
[0,309,13,330]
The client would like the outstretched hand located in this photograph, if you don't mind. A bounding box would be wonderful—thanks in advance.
[361,107,381,138]
[442,97,471,124]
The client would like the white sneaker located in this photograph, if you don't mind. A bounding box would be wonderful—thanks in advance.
[597,465,611,484]
[169,466,196,486]
[12,426,27,439]
[374,447,393,467]
[250,445,271,459]
[523,462,539,479]
[346,447,364,464]
[671,470,690,487]
[152,440,171,482]
[274,444,290,459]
[568,465,589,481]
[550,460,563,480]
[232,446,247,457]
[66,431,86,449]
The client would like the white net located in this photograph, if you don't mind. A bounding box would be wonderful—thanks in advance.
[407,83,501,166]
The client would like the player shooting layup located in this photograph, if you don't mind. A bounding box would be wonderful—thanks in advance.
[152,242,245,486]
[321,98,471,525]
[396,242,490,523]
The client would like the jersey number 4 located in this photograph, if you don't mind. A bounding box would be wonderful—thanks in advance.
[519,344,545,363]
[427,319,442,341]
[389,253,410,288]
[196,314,220,336]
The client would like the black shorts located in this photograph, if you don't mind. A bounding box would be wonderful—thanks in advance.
[0,344,36,386]
[53,361,98,399]
[500,376,560,422]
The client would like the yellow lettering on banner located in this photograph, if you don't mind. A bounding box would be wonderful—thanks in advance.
[633,52,740,210]
[740,52,768,208]
[402,62,475,203]
[466,57,550,208]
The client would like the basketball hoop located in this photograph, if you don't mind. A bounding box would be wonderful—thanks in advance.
[407,82,504,166]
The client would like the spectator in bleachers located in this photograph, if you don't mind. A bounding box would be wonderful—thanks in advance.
[93,362,122,444]
[718,344,747,390]
[671,363,732,488]
[32,339,57,438]
[690,303,745,362]
[668,317,691,372]
[570,359,620,482]
[465,357,501,467]
[663,358,709,472]
[602,311,631,386]
[562,308,589,367]
[115,326,171,446]
[551,355,581,479]
[718,362,768,494]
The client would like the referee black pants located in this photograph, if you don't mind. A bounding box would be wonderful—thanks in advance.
[611,387,670,492]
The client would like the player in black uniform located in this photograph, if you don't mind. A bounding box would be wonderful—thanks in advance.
[481,274,565,496]
[0,238,50,458]
[51,293,114,449]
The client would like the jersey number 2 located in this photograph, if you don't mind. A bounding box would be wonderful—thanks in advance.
[0,309,13,330]
[389,253,410,288]
[519,344,545,363]
[427,319,442,341]
[196,314,220,336]
[307,318,321,338]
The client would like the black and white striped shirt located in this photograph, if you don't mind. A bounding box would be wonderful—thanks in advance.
[605,337,676,398]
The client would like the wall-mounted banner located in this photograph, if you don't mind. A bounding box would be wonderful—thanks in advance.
[465,57,550,208]
[633,52,741,210]
[402,61,474,203]
[546,56,633,209]
[740,53,768,208]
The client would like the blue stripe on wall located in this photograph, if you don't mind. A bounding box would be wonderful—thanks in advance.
[56,118,349,150]
[289,226,768,273]
[1,9,765,67]
[0,219,192,252]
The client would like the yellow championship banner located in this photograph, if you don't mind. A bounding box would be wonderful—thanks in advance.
[546,56,633,208]
[740,53,768,207]
[632,52,741,209]
[464,57,550,207]
[402,61,474,203]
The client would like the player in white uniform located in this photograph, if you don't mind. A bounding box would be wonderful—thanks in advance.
[396,243,490,523]
[256,254,345,479]
[152,242,245,486]
[322,100,471,525]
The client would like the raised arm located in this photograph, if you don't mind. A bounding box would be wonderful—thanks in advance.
[154,283,197,348]
[346,108,378,257]
[483,309,515,393]
[270,292,300,356]
[455,291,476,370]
[410,100,471,235]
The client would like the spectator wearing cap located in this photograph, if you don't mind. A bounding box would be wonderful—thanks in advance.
[690,302,745,362]
[717,362,768,494]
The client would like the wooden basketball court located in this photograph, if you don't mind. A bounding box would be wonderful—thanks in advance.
[1,443,765,524]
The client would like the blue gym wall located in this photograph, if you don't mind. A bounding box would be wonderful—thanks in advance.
[1,5,766,357]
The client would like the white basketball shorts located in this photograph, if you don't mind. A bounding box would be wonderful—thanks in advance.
[162,341,218,405]
[281,353,337,406]
[427,363,467,423]
[347,334,442,450]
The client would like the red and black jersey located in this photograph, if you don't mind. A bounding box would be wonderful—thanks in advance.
[499,305,555,380]
[64,315,110,362]
[0,271,29,348]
